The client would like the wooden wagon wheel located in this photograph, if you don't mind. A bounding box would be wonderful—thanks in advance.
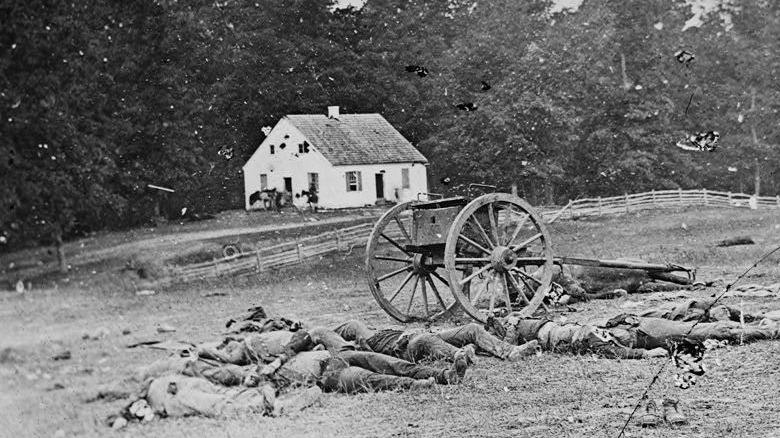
[444,193,554,323]
[366,201,459,323]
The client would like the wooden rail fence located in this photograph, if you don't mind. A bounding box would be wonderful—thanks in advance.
[170,188,779,283]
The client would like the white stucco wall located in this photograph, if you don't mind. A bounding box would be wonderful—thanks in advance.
[243,118,428,209]
[323,162,428,208]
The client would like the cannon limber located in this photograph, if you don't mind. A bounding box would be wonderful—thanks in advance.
[365,185,695,323]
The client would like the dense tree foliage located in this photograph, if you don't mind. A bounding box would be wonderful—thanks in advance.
[1,0,779,251]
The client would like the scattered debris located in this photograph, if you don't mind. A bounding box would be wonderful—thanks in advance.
[122,328,132,335]
[83,327,111,340]
[157,324,177,333]
[727,166,737,172]
[439,177,451,185]
[481,81,491,91]
[261,126,272,136]
[201,291,228,297]
[404,65,429,77]
[136,289,156,296]
[715,236,755,247]
[14,279,25,293]
[52,350,71,361]
[674,49,695,64]
[455,102,477,111]
[676,131,720,152]
[46,383,66,391]
[217,146,234,160]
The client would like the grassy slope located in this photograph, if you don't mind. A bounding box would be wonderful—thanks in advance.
[1,206,779,437]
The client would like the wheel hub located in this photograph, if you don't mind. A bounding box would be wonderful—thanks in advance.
[412,253,437,275]
[490,246,517,272]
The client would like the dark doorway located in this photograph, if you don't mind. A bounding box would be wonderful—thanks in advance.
[284,177,293,193]
[375,173,384,199]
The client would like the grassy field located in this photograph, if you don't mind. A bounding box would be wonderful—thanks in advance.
[1,206,779,437]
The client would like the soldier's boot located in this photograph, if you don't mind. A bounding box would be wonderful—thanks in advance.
[638,398,662,427]
[662,397,688,425]
[445,350,470,384]
[508,340,540,361]
[461,344,477,365]
[411,377,436,390]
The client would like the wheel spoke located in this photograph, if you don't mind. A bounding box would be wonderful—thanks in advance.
[502,273,514,309]
[406,275,419,314]
[374,255,411,263]
[458,263,492,286]
[393,216,411,244]
[505,213,530,246]
[487,203,500,246]
[468,215,495,249]
[511,232,543,252]
[388,271,415,303]
[458,234,491,255]
[420,276,430,316]
[431,271,450,288]
[381,232,410,255]
[455,257,491,264]
[426,275,448,309]
[470,274,490,305]
[512,267,542,285]
[487,273,496,314]
[506,272,531,306]
[377,265,412,282]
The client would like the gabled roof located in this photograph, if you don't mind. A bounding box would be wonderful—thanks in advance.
[284,114,428,166]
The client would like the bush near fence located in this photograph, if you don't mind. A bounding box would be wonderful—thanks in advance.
[169,188,780,283]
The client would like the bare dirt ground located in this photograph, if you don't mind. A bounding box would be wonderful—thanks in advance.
[1,206,779,437]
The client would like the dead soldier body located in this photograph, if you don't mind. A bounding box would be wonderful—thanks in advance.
[488,308,780,359]
[195,326,470,388]
[545,262,702,304]
[114,328,467,427]
[332,320,539,362]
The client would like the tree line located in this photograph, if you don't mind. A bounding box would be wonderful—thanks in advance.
[1,0,778,254]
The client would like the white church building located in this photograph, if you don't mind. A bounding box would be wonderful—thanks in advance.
[243,106,429,209]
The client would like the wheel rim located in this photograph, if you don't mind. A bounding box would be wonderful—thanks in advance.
[366,202,458,322]
[444,193,554,323]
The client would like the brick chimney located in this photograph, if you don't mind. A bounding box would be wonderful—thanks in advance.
[327,106,340,119]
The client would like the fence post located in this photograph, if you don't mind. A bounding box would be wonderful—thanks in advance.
[336,231,343,251]
[255,250,262,271]
[625,193,629,213]
[214,259,219,278]
[703,188,708,206]
[678,188,683,205]
[728,192,732,205]
[776,195,779,206]
[652,190,656,206]
[296,243,303,264]
[598,196,602,216]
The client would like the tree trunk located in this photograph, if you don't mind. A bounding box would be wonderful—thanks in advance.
[56,233,68,273]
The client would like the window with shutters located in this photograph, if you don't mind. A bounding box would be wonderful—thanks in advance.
[308,173,319,192]
[401,168,410,189]
[346,171,362,192]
